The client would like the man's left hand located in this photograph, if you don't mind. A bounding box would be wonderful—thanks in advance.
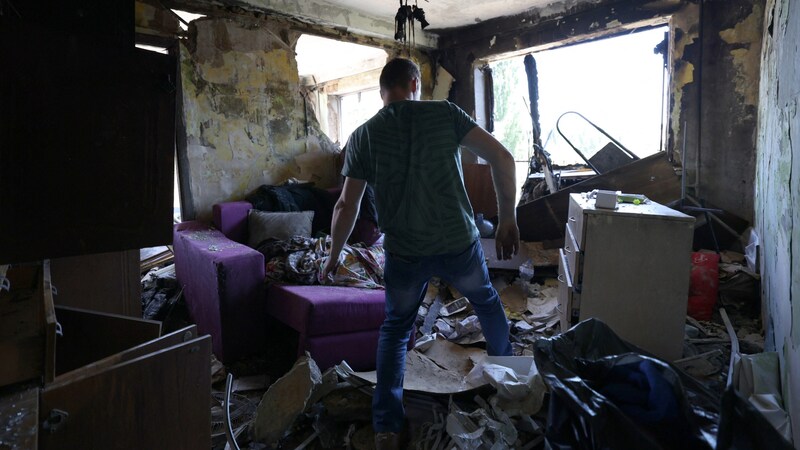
[322,255,340,280]
[495,218,520,260]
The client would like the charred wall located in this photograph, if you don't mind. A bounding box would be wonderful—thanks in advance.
[669,0,763,222]
[440,0,764,222]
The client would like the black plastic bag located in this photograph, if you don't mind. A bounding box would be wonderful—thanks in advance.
[534,319,721,450]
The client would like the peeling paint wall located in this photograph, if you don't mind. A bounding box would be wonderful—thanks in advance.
[179,17,339,221]
[755,0,800,442]
[668,0,764,222]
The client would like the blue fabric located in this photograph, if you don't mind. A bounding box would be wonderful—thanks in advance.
[372,239,512,432]
[597,360,680,424]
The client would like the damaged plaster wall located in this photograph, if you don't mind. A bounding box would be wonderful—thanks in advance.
[179,17,339,221]
[668,0,763,222]
[755,0,800,442]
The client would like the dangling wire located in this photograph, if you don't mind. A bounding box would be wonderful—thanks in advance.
[408,0,415,49]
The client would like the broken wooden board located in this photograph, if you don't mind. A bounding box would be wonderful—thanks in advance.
[517,153,680,242]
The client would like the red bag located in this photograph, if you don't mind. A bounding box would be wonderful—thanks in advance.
[687,252,720,321]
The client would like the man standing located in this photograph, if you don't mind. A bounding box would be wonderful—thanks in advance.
[322,58,520,449]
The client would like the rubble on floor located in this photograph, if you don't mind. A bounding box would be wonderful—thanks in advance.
[204,248,780,449]
[414,276,560,359]
[252,355,324,445]
[679,250,765,395]
[218,352,549,449]
[140,263,192,332]
[141,264,180,319]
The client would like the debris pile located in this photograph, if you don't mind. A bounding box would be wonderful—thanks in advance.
[140,264,181,321]
[679,249,764,394]
[217,343,549,449]
[204,246,781,449]
[414,275,560,358]
[140,263,193,332]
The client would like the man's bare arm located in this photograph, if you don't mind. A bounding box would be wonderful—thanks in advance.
[322,177,368,277]
[460,126,520,260]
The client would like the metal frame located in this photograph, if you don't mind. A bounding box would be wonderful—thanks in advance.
[555,111,640,173]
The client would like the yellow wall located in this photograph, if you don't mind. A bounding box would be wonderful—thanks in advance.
[179,17,339,221]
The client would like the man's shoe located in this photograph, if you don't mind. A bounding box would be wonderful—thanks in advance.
[374,432,402,450]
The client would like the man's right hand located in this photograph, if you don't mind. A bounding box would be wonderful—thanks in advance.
[460,128,520,261]
[495,218,520,260]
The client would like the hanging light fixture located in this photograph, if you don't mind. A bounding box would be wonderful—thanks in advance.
[394,0,430,46]
[412,4,429,29]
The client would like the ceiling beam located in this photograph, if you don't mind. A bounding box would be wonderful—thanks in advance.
[167,0,438,49]
[438,0,683,59]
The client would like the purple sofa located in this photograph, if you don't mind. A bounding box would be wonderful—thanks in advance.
[173,189,392,371]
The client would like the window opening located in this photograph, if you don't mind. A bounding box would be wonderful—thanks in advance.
[296,34,388,146]
[488,26,669,205]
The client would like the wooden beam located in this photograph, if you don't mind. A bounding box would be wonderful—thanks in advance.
[439,0,682,61]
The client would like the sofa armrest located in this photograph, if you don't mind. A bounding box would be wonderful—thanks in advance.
[173,222,265,363]
[212,201,253,244]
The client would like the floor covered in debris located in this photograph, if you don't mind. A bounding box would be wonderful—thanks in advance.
[142,246,768,450]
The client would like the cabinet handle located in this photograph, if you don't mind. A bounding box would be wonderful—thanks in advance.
[568,217,577,222]
[564,247,572,254]
[558,274,565,283]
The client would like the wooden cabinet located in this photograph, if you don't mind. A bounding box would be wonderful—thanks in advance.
[50,250,141,317]
[0,262,211,449]
[558,194,695,361]
[0,261,56,387]
[39,324,211,450]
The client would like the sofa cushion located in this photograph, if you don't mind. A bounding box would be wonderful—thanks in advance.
[248,210,314,248]
[267,285,386,337]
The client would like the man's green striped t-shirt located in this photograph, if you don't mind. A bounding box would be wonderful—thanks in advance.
[342,100,480,256]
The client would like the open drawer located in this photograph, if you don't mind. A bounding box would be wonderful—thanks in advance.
[40,322,211,449]
[0,262,211,449]
[557,249,580,333]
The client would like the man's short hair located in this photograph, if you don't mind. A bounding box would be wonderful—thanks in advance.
[379,58,421,90]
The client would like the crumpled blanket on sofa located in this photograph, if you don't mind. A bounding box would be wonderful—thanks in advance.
[256,236,385,289]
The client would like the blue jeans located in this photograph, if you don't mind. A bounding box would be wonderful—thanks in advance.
[372,239,512,432]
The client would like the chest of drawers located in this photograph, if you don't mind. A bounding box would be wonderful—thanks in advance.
[558,193,695,361]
